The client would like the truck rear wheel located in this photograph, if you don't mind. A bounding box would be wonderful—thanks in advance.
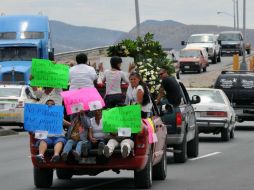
[152,146,167,180]
[187,127,199,158]
[174,133,187,163]
[34,167,53,188]
[134,152,152,189]
[56,169,73,180]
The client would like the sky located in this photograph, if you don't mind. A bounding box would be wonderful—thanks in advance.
[1,0,254,32]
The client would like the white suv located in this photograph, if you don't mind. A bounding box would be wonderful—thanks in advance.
[182,33,221,64]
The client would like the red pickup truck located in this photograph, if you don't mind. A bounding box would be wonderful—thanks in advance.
[29,86,167,189]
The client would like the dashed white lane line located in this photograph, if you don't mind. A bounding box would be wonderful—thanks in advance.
[189,152,221,161]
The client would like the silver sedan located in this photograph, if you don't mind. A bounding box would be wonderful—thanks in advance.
[187,88,236,141]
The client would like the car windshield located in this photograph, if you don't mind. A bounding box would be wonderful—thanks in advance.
[0,47,38,62]
[188,35,213,43]
[218,33,241,41]
[180,50,200,58]
[0,88,21,97]
[188,90,225,104]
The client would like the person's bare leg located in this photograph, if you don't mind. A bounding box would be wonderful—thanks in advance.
[50,142,64,163]
[38,140,48,155]
[54,142,64,156]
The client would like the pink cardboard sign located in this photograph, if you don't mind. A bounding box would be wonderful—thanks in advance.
[61,88,105,115]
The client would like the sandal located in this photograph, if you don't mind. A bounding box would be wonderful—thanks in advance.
[50,155,60,163]
[35,154,45,164]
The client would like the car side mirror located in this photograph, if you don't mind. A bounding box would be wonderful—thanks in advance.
[25,87,31,96]
[160,104,174,116]
[190,95,201,104]
[181,41,186,46]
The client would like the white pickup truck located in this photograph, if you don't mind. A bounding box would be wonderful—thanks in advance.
[181,33,221,64]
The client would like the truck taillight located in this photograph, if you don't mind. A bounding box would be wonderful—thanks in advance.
[16,101,24,108]
[176,112,182,126]
[135,128,148,155]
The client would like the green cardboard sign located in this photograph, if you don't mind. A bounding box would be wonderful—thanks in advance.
[102,105,142,133]
[31,59,69,89]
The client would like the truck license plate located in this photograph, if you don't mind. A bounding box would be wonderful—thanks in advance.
[234,109,243,115]
[79,157,96,164]
[184,66,190,69]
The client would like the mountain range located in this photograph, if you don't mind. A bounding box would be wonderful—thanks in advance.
[50,20,254,53]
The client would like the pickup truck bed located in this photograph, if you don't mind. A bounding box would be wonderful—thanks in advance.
[29,110,167,189]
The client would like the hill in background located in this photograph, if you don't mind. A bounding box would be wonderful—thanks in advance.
[50,19,254,53]
[50,20,126,53]
[124,19,254,50]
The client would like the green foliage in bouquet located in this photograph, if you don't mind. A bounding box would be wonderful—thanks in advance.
[107,32,175,96]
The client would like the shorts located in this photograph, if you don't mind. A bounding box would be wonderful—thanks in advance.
[36,136,67,148]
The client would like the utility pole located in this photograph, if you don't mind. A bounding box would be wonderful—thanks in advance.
[135,0,141,37]
[240,0,247,70]
[236,0,239,30]
[233,0,236,30]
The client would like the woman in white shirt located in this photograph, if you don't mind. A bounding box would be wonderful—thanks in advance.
[89,109,106,156]
[125,72,152,118]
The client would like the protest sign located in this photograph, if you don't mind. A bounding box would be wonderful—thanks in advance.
[102,105,141,133]
[24,103,64,135]
[61,88,105,115]
[30,58,69,89]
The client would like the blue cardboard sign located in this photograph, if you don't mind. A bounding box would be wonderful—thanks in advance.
[24,103,64,135]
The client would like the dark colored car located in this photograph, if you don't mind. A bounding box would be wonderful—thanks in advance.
[214,71,254,123]
[217,31,244,56]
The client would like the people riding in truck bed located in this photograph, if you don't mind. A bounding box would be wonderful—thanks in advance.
[35,99,71,164]
[102,56,129,108]
[157,68,183,107]
[103,72,152,158]
[61,110,92,162]
[69,53,98,90]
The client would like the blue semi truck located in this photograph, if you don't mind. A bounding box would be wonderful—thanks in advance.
[0,15,54,84]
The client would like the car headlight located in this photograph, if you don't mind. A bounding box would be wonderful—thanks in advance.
[207,48,213,53]
[235,44,241,48]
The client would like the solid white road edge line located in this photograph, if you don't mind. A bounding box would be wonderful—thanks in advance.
[189,152,221,161]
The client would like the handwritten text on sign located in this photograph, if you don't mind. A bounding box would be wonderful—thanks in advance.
[24,103,64,135]
[102,105,141,133]
[31,59,69,89]
[61,88,105,115]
